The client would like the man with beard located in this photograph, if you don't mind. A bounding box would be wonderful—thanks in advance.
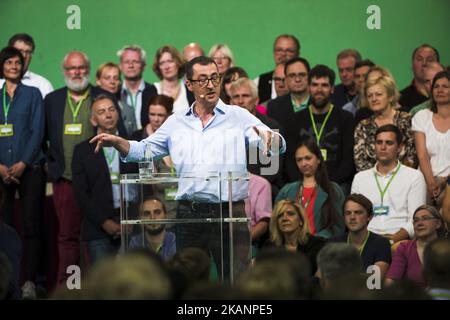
[288,65,355,194]
[128,197,176,260]
[44,51,125,285]
[117,45,157,134]
[72,94,137,265]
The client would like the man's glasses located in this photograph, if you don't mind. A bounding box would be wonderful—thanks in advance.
[272,76,285,83]
[64,65,88,72]
[189,75,221,88]
[286,72,307,80]
[413,216,438,223]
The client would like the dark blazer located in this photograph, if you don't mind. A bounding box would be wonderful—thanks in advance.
[44,85,127,181]
[139,82,158,128]
[257,70,274,103]
[72,136,138,241]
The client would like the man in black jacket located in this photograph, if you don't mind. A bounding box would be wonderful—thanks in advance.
[72,94,137,265]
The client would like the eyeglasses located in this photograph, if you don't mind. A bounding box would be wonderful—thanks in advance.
[272,76,285,83]
[19,49,33,56]
[189,75,221,88]
[413,216,438,223]
[286,72,307,80]
[64,65,88,72]
[122,60,142,66]
[274,48,298,54]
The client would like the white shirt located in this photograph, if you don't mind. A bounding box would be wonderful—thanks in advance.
[351,162,426,237]
[154,80,190,114]
[412,109,450,177]
[103,147,121,209]
[253,75,277,100]
[0,70,53,98]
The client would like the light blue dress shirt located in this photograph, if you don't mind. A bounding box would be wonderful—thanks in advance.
[123,100,286,202]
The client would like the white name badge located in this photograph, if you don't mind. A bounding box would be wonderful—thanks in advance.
[0,124,13,137]
[373,205,389,216]
[321,148,327,161]
[64,123,82,135]
[110,172,120,184]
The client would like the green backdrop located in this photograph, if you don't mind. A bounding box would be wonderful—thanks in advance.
[1,0,449,89]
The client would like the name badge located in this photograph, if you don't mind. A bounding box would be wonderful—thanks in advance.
[0,124,13,137]
[164,187,178,201]
[110,172,120,184]
[64,123,82,135]
[373,205,389,216]
[320,148,327,161]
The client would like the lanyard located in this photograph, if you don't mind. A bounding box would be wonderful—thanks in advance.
[126,89,137,110]
[67,90,88,123]
[309,104,334,146]
[2,86,13,124]
[103,147,117,169]
[347,231,370,256]
[295,183,316,209]
[374,163,401,205]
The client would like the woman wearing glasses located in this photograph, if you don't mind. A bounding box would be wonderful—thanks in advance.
[275,139,345,239]
[209,43,234,76]
[385,205,444,288]
[152,45,194,113]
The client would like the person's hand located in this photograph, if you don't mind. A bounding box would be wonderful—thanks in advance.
[102,219,121,237]
[89,133,121,153]
[0,164,20,185]
[253,126,277,157]
[8,161,26,179]
[427,179,441,201]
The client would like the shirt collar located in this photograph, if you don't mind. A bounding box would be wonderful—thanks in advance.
[121,79,145,93]
[22,70,31,80]
[373,160,401,177]
[185,98,227,117]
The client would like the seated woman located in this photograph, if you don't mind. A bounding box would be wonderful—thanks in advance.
[208,43,234,76]
[412,70,450,209]
[385,205,443,288]
[275,139,345,239]
[265,199,326,274]
[354,75,416,172]
[332,194,391,279]
[152,45,194,113]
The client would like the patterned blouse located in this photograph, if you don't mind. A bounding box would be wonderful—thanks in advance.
[354,110,417,172]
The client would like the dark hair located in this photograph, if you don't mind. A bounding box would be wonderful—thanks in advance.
[0,46,25,79]
[8,33,35,52]
[423,238,450,289]
[147,94,174,115]
[412,44,440,63]
[430,70,450,113]
[343,194,374,217]
[220,66,248,104]
[355,59,375,70]
[284,57,310,75]
[273,34,300,53]
[375,124,403,145]
[295,139,341,233]
[336,49,362,62]
[185,56,217,80]
[140,196,167,215]
[91,93,115,105]
[152,45,185,80]
[308,64,336,86]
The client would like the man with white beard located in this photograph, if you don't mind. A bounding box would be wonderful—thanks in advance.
[44,51,124,286]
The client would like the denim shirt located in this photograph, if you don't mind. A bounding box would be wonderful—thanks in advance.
[0,83,44,167]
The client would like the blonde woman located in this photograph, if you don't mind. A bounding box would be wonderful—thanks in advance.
[354,75,416,172]
[266,199,326,274]
[208,43,234,75]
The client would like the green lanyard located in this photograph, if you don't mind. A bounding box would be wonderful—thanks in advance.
[103,147,117,170]
[126,89,137,110]
[295,183,316,209]
[67,90,88,123]
[308,104,334,146]
[2,86,13,124]
[347,231,370,256]
[374,163,401,205]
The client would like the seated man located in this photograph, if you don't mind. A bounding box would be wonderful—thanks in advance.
[351,124,427,244]
[129,196,176,260]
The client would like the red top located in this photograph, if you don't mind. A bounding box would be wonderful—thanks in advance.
[301,186,317,235]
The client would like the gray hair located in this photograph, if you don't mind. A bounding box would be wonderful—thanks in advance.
[317,243,361,281]
[117,44,147,64]
[61,50,90,70]
[229,77,258,99]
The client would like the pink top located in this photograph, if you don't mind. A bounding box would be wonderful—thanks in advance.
[386,240,426,288]
[245,174,272,227]
[256,104,267,115]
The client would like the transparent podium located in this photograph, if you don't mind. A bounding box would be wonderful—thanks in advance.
[119,172,251,282]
